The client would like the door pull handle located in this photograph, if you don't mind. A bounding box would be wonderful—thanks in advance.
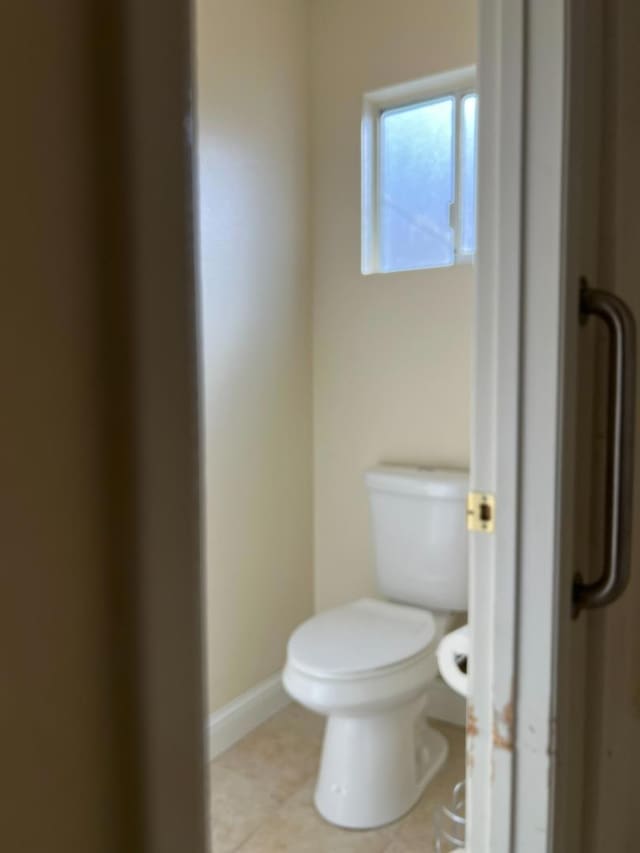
[573,283,637,616]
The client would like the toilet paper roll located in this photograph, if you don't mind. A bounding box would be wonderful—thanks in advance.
[436,624,470,698]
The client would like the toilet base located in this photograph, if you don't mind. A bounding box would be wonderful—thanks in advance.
[314,693,448,829]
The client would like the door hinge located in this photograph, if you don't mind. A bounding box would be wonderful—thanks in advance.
[467,491,495,533]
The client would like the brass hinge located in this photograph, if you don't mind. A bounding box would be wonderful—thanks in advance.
[467,491,495,533]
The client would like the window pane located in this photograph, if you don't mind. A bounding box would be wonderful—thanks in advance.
[380,97,455,271]
[460,93,478,255]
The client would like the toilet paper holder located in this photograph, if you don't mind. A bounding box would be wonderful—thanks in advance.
[436,624,470,698]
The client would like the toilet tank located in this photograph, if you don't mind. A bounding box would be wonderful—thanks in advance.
[365,466,469,612]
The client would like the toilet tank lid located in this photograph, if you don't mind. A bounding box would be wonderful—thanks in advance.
[365,466,469,499]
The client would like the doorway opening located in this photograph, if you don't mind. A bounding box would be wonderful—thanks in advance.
[195,2,477,850]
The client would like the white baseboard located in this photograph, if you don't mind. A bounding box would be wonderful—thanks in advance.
[428,676,467,728]
[207,671,290,762]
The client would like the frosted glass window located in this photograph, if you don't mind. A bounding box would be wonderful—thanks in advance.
[379,97,455,272]
[361,73,478,275]
[460,93,478,255]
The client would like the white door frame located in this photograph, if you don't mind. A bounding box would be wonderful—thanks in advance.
[469,0,571,850]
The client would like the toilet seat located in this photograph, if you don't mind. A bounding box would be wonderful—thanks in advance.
[283,598,448,717]
[287,598,438,679]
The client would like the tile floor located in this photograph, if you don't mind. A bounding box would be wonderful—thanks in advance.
[209,703,465,852]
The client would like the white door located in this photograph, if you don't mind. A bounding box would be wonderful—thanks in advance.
[468,1,640,851]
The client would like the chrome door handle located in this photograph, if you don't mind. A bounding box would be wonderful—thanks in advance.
[573,283,637,616]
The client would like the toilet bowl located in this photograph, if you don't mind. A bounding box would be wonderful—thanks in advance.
[283,598,454,829]
[284,465,469,830]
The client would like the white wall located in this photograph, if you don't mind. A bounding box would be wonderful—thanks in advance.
[310,0,477,612]
[196,0,313,713]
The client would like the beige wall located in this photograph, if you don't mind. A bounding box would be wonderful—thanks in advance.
[196,0,314,713]
[310,0,477,612]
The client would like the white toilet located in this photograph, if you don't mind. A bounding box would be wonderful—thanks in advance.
[283,465,469,830]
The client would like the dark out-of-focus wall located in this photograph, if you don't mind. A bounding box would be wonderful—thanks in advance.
[0,3,207,851]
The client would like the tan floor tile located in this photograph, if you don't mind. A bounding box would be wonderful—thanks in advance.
[208,763,280,853]
[277,773,316,808]
[235,787,394,853]
[209,707,466,853]
[382,840,419,853]
[270,701,326,743]
[215,708,322,803]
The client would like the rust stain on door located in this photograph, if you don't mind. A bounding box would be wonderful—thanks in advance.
[466,702,479,738]
[492,700,514,751]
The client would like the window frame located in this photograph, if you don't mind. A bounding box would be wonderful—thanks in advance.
[362,66,477,275]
